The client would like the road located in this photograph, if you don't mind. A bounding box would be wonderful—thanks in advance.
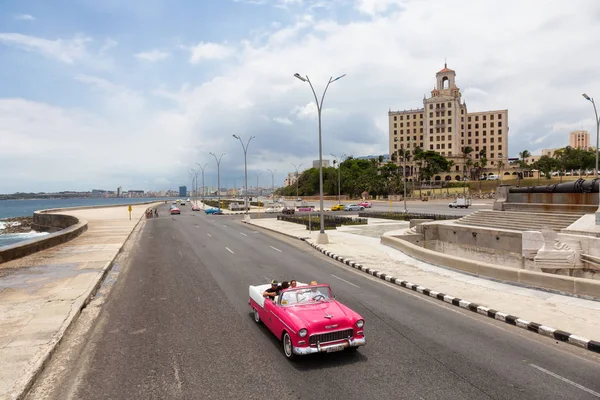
[251,198,492,218]
[28,203,600,400]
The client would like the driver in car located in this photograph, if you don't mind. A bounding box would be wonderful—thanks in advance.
[263,280,280,299]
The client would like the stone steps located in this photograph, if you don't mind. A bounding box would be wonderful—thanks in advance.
[456,211,581,232]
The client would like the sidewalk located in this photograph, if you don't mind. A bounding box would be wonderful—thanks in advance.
[0,203,158,400]
[244,217,600,344]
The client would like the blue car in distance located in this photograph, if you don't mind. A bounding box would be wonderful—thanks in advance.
[205,208,223,215]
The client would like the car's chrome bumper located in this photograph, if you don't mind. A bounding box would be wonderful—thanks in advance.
[293,337,366,355]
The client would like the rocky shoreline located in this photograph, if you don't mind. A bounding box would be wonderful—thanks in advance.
[0,217,33,234]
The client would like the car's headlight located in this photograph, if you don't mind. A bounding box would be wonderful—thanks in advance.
[355,319,364,328]
[299,328,308,337]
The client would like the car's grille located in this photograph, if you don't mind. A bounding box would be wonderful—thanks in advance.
[309,329,353,345]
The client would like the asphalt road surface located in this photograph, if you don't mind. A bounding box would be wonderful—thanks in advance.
[28,203,600,400]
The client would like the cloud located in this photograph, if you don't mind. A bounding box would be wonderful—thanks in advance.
[135,49,170,62]
[3,0,600,193]
[0,33,90,63]
[188,42,233,63]
[74,74,146,113]
[14,14,35,21]
[273,116,293,125]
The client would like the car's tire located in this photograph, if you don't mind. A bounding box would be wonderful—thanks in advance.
[449,205,453,208]
[253,308,261,324]
[282,332,296,360]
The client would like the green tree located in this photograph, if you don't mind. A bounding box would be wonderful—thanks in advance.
[532,156,559,180]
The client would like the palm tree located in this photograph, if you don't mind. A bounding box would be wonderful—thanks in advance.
[478,149,487,191]
[461,146,474,194]
[412,147,423,198]
[519,150,531,185]
[497,160,505,184]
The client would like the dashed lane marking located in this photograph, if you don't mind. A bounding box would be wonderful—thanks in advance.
[207,233,212,237]
[331,274,360,288]
[240,232,248,236]
[530,364,600,398]
[225,247,234,254]
[269,246,282,253]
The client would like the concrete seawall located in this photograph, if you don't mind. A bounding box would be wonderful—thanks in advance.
[0,201,159,264]
[381,234,600,299]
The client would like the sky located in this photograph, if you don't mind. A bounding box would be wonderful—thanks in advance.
[1,0,600,193]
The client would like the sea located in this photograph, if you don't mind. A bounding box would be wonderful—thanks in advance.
[0,197,172,248]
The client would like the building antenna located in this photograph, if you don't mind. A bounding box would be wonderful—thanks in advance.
[444,57,447,68]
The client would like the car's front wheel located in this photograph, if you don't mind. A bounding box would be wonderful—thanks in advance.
[282,332,296,360]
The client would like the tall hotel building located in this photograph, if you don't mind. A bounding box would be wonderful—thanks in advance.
[389,65,509,180]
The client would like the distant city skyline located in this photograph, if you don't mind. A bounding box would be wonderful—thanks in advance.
[1,1,599,192]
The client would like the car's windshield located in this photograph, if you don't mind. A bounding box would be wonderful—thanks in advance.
[279,286,332,306]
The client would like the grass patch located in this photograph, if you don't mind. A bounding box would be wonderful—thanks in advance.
[277,214,367,230]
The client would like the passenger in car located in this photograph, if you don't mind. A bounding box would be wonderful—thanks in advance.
[263,280,280,299]
[290,280,297,288]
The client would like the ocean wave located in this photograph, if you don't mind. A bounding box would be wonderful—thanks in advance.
[0,221,22,230]
[0,231,49,248]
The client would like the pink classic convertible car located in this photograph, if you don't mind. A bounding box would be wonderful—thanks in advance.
[249,282,366,359]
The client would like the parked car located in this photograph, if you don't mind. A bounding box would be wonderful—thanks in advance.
[170,207,181,215]
[331,204,345,211]
[282,207,295,215]
[192,205,200,211]
[486,174,499,181]
[248,282,366,359]
[205,208,223,215]
[357,201,372,208]
[345,204,364,211]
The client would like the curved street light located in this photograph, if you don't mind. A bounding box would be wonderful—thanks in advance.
[209,152,226,210]
[582,94,599,179]
[196,162,208,207]
[294,72,346,244]
[233,134,255,218]
[267,168,277,200]
[330,153,346,204]
[291,163,303,200]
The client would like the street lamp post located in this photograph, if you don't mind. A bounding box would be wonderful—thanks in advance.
[330,153,345,204]
[233,135,255,219]
[582,93,600,225]
[294,72,345,244]
[267,169,276,200]
[291,163,303,200]
[190,168,199,203]
[582,94,600,179]
[254,171,262,200]
[196,162,208,207]
[209,152,226,210]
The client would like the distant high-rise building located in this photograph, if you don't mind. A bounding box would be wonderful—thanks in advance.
[389,64,508,181]
[569,130,590,150]
[179,186,187,197]
[117,186,122,197]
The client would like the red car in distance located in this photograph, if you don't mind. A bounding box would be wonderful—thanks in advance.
[357,201,372,208]
[170,207,181,215]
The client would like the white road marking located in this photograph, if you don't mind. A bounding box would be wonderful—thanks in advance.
[172,235,175,239]
[206,233,212,237]
[178,250,183,258]
[269,246,282,252]
[240,232,248,236]
[331,274,360,288]
[225,247,234,254]
[530,364,600,397]
[223,225,228,228]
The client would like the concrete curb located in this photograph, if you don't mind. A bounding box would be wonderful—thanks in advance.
[306,241,600,355]
[12,209,150,400]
